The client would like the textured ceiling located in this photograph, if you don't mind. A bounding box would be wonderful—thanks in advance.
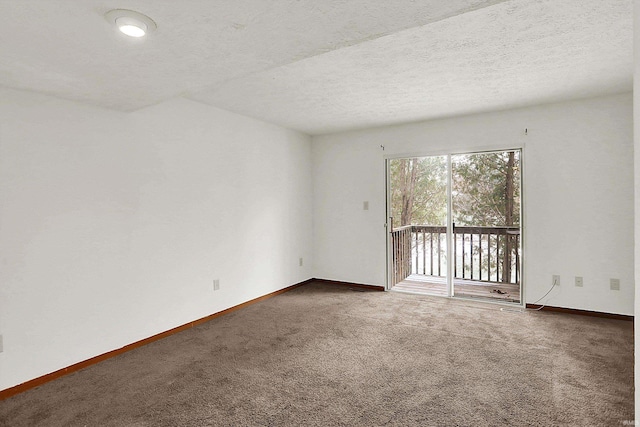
[0,0,632,135]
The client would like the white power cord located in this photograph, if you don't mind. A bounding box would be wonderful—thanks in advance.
[527,277,559,311]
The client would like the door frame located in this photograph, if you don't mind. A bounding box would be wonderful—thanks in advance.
[384,146,526,308]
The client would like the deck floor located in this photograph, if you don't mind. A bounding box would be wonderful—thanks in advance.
[393,274,520,303]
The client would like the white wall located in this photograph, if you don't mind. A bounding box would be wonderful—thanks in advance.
[0,88,313,391]
[312,93,634,315]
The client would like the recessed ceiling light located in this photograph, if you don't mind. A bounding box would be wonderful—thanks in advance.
[105,9,156,38]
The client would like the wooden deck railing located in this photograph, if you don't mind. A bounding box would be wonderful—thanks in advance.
[391,225,413,286]
[391,225,520,286]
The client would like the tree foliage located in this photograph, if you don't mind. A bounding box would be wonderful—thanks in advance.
[390,152,520,227]
[390,157,447,227]
[451,151,520,227]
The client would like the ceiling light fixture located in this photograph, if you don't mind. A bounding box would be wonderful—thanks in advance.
[105,9,156,38]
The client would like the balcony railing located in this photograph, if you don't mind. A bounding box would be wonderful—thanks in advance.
[391,224,520,287]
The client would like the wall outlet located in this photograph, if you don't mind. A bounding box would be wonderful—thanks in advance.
[610,278,620,291]
[552,275,560,287]
[0,335,3,353]
[299,257,303,267]
[213,279,220,291]
[575,276,583,287]
[363,201,369,211]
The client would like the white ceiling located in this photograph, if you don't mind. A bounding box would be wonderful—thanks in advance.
[0,0,632,135]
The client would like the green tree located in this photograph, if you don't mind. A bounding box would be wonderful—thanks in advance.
[451,151,520,227]
[390,157,447,227]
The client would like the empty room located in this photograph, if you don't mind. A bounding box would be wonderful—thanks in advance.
[0,0,637,426]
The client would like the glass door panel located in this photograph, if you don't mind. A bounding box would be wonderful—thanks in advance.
[388,156,448,295]
[451,150,522,303]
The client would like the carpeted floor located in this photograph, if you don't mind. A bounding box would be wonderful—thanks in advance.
[0,282,634,426]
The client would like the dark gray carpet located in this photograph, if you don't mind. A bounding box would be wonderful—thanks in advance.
[0,282,634,426]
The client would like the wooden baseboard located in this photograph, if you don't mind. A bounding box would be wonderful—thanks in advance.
[526,304,633,321]
[0,278,315,401]
[312,278,385,291]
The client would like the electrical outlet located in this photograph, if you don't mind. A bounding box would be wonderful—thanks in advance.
[213,279,220,291]
[610,278,620,291]
[363,201,369,211]
[299,257,303,267]
[552,275,560,287]
[575,276,583,287]
[0,335,3,353]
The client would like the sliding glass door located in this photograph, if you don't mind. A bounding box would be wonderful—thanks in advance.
[387,149,522,305]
